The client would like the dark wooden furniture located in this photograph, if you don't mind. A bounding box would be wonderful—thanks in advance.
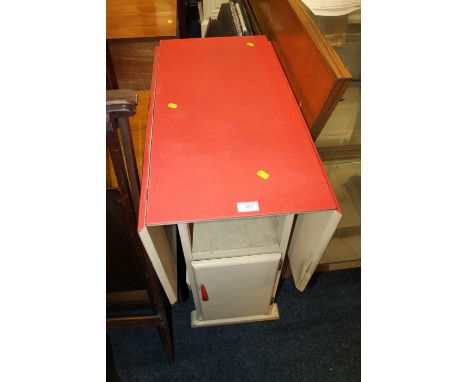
[106,89,174,365]
[107,188,145,292]
[106,0,177,90]
[106,0,177,40]
[245,0,352,140]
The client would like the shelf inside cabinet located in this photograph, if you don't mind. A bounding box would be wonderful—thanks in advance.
[191,216,287,260]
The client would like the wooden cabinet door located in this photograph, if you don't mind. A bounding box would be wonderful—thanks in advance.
[191,253,281,320]
[246,0,352,140]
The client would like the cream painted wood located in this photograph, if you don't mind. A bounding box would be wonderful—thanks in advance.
[323,161,361,229]
[271,213,295,298]
[177,223,203,320]
[288,210,342,291]
[139,225,178,304]
[191,245,281,261]
[191,303,280,328]
[277,214,295,255]
[191,216,283,260]
[191,253,281,320]
[179,215,294,326]
[142,209,339,311]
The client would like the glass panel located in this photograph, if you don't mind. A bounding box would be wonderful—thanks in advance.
[316,81,360,147]
[308,9,361,148]
[323,161,361,230]
[320,235,360,264]
[307,10,361,79]
[306,9,361,264]
[334,37,361,80]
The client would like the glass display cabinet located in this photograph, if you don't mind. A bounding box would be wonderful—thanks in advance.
[311,9,361,266]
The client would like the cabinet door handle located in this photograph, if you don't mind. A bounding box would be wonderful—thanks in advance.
[200,284,209,301]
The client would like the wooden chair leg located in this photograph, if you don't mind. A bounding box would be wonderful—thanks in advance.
[158,321,175,366]
[107,334,123,381]
[107,92,175,365]
[144,256,175,365]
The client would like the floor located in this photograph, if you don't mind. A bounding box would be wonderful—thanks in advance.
[107,268,361,381]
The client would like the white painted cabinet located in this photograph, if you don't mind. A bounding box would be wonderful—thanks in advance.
[191,252,281,321]
[165,209,341,327]
[177,214,295,327]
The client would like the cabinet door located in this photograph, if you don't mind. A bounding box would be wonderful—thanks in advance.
[247,0,352,139]
[192,253,281,320]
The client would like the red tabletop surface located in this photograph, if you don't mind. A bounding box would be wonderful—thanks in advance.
[143,36,339,225]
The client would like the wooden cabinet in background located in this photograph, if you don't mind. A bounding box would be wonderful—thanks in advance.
[247,0,352,140]
[312,10,361,266]
[106,0,177,90]
[106,0,177,39]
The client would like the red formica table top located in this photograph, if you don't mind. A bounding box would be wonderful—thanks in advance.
[139,35,339,227]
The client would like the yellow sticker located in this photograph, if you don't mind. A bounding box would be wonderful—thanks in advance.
[257,170,270,180]
[167,19,173,24]
[167,102,178,109]
[246,42,255,47]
